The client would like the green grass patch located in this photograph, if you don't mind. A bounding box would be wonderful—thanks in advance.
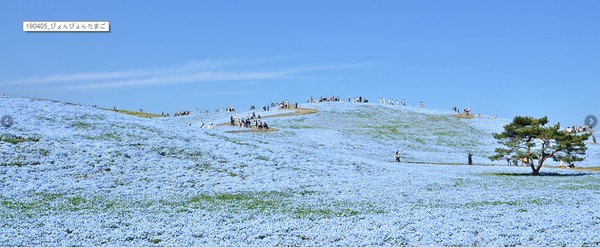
[81,132,123,141]
[188,192,288,213]
[465,200,521,208]
[453,178,464,187]
[0,134,40,144]
[36,116,56,122]
[100,108,162,118]
[256,155,270,161]
[561,184,600,191]
[330,106,490,151]
[39,149,50,156]
[287,125,316,129]
[186,191,384,219]
[103,132,122,141]
[154,146,203,161]
[0,161,25,167]
[0,155,40,167]
[71,121,91,129]
[0,194,116,218]
[528,198,554,205]
[292,208,360,219]
[433,131,461,137]
[1,190,384,220]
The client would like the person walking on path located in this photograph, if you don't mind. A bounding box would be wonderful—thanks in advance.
[395,150,401,162]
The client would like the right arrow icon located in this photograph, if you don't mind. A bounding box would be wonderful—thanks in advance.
[585,115,597,129]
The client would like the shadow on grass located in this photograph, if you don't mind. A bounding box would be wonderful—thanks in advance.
[481,172,590,177]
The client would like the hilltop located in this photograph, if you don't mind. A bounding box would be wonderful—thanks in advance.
[1,95,599,246]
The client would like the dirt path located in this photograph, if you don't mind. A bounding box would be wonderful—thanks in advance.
[219,107,317,133]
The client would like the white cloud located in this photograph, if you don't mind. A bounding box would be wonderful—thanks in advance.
[2,55,312,86]
[60,70,288,91]
[1,56,372,91]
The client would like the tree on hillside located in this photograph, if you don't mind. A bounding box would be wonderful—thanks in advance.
[490,116,591,175]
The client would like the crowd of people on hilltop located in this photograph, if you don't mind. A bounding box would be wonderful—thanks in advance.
[463,107,472,115]
[230,113,269,130]
[352,96,368,103]
[174,111,191,117]
[378,98,415,107]
[262,100,290,109]
[565,124,593,134]
[380,98,402,106]
[305,96,369,104]
[270,100,300,109]
[452,106,481,117]
[279,100,292,109]
[307,96,341,102]
[214,107,236,113]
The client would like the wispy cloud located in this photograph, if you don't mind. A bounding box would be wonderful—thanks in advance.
[3,55,302,86]
[2,56,371,91]
[61,70,288,91]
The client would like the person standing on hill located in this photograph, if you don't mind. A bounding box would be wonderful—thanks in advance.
[395,150,401,162]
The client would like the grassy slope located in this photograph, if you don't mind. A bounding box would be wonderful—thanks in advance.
[100,108,163,118]
[273,104,497,164]
[2,98,600,246]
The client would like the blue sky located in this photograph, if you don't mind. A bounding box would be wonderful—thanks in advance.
[1,1,598,125]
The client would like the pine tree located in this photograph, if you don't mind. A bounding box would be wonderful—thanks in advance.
[490,116,591,175]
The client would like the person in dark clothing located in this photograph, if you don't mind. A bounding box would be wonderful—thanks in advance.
[468,153,473,165]
[395,150,400,162]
